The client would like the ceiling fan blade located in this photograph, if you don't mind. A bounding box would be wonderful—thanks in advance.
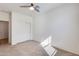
[20,3,40,12]
[35,5,40,8]
[20,3,34,7]
[20,5,31,7]
[34,7,40,12]
[34,5,40,12]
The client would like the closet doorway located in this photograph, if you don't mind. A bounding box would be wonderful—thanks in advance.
[0,21,8,44]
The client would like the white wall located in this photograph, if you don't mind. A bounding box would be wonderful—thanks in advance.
[47,4,79,54]
[34,4,79,54]
[11,12,33,45]
[34,14,50,42]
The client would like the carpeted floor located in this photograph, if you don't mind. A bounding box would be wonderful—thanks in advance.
[0,40,48,56]
[55,47,78,56]
[0,40,78,56]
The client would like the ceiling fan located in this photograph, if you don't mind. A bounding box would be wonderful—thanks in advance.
[20,3,40,12]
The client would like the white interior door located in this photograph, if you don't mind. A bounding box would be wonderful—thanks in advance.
[11,12,32,45]
[12,21,32,44]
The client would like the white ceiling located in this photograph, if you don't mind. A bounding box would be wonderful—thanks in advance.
[0,3,63,15]
[35,3,63,13]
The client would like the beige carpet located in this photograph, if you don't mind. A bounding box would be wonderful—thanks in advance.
[0,40,48,56]
[55,47,78,56]
[0,40,78,56]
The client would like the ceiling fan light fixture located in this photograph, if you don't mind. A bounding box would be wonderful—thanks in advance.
[29,7,34,11]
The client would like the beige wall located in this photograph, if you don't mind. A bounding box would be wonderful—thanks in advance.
[0,21,8,39]
[0,11,10,43]
[0,11,9,21]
